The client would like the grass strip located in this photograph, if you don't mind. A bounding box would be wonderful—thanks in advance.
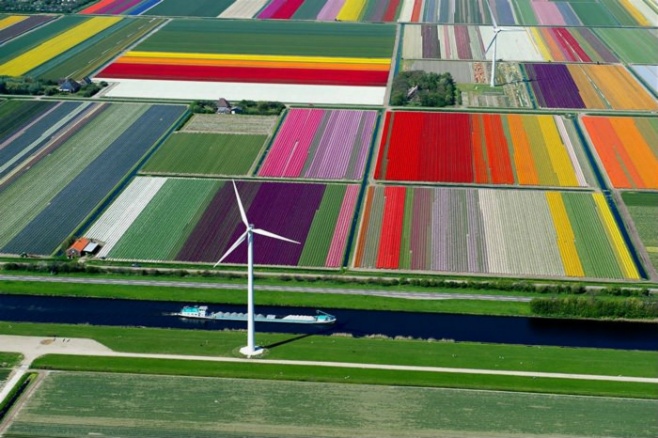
[31,354,657,399]
[3,322,657,378]
[0,279,531,316]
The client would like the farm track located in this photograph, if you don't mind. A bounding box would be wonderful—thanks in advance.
[0,274,533,302]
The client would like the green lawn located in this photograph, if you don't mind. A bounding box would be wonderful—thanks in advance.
[5,321,656,380]
[7,371,658,437]
[141,133,265,176]
[0,352,22,367]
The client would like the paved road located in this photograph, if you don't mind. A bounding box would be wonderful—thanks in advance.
[0,274,533,302]
[1,335,656,384]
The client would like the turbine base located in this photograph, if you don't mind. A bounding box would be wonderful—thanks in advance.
[240,346,264,357]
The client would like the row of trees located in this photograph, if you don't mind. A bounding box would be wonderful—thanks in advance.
[390,71,460,107]
[0,0,94,13]
[530,297,658,319]
[0,77,105,97]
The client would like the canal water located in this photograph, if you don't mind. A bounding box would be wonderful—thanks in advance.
[0,294,656,351]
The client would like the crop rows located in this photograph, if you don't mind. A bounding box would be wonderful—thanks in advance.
[182,114,278,135]
[0,16,121,77]
[582,116,658,190]
[526,63,658,111]
[0,15,55,44]
[375,111,591,187]
[90,179,358,268]
[142,133,266,176]
[8,372,658,438]
[34,17,165,81]
[258,108,377,181]
[417,0,654,26]
[622,192,658,272]
[355,185,639,280]
[0,103,186,256]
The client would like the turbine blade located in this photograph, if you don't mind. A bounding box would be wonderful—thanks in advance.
[484,35,496,54]
[232,180,248,227]
[253,228,300,245]
[498,27,523,32]
[485,0,498,28]
[214,231,248,266]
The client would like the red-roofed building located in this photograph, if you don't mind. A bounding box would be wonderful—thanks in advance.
[66,238,99,258]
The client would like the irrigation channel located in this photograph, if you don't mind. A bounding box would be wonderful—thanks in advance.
[0,294,655,351]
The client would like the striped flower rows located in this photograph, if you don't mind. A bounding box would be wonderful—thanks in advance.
[526,63,658,111]
[85,178,359,268]
[0,102,187,256]
[0,15,55,44]
[375,111,592,187]
[0,16,121,77]
[582,116,658,190]
[355,185,640,280]
[99,51,390,87]
[258,108,377,181]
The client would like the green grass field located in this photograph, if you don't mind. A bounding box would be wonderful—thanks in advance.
[141,133,265,176]
[5,321,657,380]
[6,371,658,437]
[135,19,396,58]
[593,28,658,64]
[622,192,658,271]
[143,0,234,17]
[0,352,21,367]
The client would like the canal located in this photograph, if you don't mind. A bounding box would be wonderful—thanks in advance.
[0,294,656,350]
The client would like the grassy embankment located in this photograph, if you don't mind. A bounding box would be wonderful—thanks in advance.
[2,321,656,399]
[0,277,533,316]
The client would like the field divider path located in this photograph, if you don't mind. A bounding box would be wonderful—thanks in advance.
[0,336,656,385]
[0,275,533,302]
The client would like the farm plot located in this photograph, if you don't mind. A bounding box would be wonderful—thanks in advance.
[256,0,403,22]
[581,116,658,190]
[258,108,378,181]
[512,0,656,26]
[0,103,186,256]
[0,16,122,77]
[593,28,658,64]
[34,17,165,81]
[7,372,658,438]
[355,185,639,280]
[375,111,594,188]
[631,65,658,95]
[141,132,266,176]
[525,63,658,111]
[96,19,395,105]
[91,178,358,268]
[622,192,658,272]
[181,114,278,135]
[142,0,235,17]
[0,100,91,180]
[402,25,542,61]
[0,15,54,44]
[79,0,173,15]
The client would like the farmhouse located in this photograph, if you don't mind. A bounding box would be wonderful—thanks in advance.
[58,78,81,93]
[66,238,100,258]
[216,98,232,114]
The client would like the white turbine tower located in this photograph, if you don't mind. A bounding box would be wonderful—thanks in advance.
[484,0,523,87]
[214,180,299,357]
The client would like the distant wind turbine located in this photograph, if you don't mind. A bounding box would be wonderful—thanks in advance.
[214,180,299,357]
[484,0,524,87]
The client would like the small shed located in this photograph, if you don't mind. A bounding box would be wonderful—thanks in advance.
[66,238,100,258]
[59,78,81,93]
[217,97,232,114]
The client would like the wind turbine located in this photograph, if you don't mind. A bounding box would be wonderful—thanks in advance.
[484,0,523,87]
[214,180,299,357]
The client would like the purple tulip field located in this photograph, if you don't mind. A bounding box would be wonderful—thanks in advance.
[258,108,378,181]
[86,178,359,268]
[0,100,186,255]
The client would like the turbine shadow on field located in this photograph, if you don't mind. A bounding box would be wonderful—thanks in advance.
[263,326,335,350]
